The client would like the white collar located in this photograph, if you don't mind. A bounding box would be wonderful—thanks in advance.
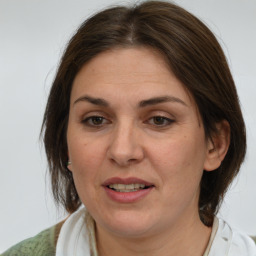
[203,217,219,256]
[206,217,256,256]
[56,209,256,256]
[56,207,91,256]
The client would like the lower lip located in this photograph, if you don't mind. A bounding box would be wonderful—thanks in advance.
[103,186,154,203]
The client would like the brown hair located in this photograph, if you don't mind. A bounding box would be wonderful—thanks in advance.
[41,0,246,226]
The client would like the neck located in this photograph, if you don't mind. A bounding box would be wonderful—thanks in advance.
[95,212,212,256]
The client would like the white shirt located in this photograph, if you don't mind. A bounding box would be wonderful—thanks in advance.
[206,217,256,256]
[56,207,256,256]
[56,208,91,256]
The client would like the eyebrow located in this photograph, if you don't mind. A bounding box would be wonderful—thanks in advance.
[138,96,187,107]
[73,95,187,108]
[74,95,109,106]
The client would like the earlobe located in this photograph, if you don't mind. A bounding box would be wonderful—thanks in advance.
[204,120,230,171]
[67,160,72,171]
[67,151,72,171]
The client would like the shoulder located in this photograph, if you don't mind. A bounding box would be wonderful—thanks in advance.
[229,226,256,255]
[1,221,64,256]
[211,218,256,256]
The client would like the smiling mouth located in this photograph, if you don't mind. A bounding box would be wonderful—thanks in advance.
[108,183,152,192]
[103,177,154,202]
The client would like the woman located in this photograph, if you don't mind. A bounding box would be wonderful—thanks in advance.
[2,1,255,255]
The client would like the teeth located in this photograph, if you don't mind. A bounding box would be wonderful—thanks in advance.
[108,183,146,192]
[134,184,140,189]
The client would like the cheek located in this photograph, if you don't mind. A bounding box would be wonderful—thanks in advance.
[150,137,206,216]
[68,132,105,167]
[69,140,105,204]
[67,134,107,195]
[150,134,206,187]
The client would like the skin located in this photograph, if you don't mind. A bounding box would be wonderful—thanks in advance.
[67,47,229,256]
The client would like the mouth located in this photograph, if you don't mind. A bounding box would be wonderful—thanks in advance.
[102,177,154,203]
[107,183,152,192]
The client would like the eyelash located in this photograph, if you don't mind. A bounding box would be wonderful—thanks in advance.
[81,115,174,128]
[82,116,109,127]
[146,116,174,127]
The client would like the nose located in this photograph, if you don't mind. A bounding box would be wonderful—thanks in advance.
[107,121,144,167]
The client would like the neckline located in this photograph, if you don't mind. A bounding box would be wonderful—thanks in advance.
[203,217,219,256]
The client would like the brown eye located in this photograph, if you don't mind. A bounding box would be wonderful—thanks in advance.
[82,116,109,126]
[91,116,104,125]
[153,116,165,125]
[148,116,174,126]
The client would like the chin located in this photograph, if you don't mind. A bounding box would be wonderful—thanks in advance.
[95,209,158,238]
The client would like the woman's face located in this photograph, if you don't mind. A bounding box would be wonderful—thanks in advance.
[67,47,214,238]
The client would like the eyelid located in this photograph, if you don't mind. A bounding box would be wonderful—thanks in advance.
[81,110,110,120]
[81,114,111,128]
[146,115,175,126]
[144,109,175,120]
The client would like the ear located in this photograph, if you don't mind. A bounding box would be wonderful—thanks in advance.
[67,151,73,172]
[204,120,230,171]
[67,160,73,172]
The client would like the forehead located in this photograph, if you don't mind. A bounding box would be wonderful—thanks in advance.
[79,47,169,75]
[71,47,194,107]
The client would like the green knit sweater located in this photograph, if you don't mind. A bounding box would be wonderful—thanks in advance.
[1,222,63,256]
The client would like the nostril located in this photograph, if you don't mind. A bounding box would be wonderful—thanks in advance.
[109,156,141,167]
[128,158,138,162]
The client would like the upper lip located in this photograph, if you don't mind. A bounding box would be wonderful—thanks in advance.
[102,177,154,187]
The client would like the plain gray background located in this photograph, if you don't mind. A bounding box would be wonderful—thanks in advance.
[1,0,256,252]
